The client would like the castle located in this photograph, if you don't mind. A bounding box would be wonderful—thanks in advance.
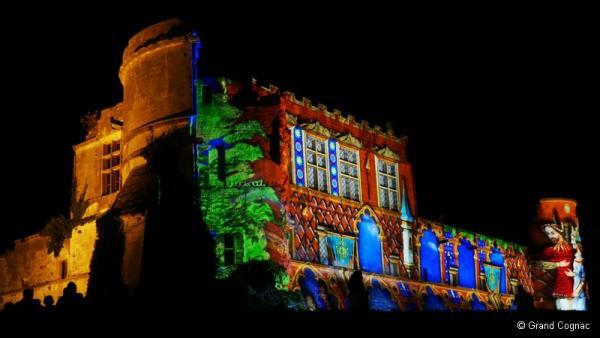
[0,19,584,311]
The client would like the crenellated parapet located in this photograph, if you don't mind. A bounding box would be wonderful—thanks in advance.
[250,78,406,158]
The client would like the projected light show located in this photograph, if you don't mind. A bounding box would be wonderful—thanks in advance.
[0,13,591,334]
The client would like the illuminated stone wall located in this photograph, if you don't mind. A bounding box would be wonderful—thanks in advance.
[0,221,96,308]
[0,18,542,312]
[0,19,198,309]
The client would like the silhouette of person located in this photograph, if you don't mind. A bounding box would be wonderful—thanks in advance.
[14,288,42,314]
[56,282,85,313]
[2,302,15,314]
[43,295,56,315]
[348,270,368,311]
[513,284,534,311]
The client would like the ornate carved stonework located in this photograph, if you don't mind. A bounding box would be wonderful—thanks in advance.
[337,132,363,148]
[302,120,332,138]
[286,112,297,126]
[375,145,400,160]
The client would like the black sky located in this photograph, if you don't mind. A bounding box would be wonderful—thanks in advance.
[0,6,594,250]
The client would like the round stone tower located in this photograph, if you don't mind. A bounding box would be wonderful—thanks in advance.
[118,18,198,180]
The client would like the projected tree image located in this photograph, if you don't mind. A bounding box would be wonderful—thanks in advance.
[193,78,282,277]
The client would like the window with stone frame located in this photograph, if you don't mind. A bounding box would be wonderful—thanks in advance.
[377,158,399,211]
[223,233,243,265]
[101,139,121,195]
[388,257,401,276]
[304,134,329,193]
[338,146,360,201]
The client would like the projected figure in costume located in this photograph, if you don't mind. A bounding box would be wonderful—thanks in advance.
[572,246,587,311]
[540,223,575,310]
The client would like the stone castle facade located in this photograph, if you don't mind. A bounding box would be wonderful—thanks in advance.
[1,19,582,311]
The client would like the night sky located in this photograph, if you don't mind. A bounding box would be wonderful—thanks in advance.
[1,7,593,252]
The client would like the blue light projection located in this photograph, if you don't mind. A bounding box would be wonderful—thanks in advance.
[400,180,414,222]
[478,241,487,273]
[293,126,305,187]
[368,279,400,311]
[298,269,328,310]
[190,40,201,184]
[444,242,456,284]
[420,229,442,283]
[423,287,447,311]
[403,302,418,311]
[471,294,487,311]
[328,139,339,196]
[398,282,413,298]
[357,210,383,274]
[458,238,476,289]
[490,247,507,294]
[447,289,462,304]
[191,39,201,117]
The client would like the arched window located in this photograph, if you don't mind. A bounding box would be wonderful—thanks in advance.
[358,211,383,274]
[368,279,400,311]
[420,229,442,283]
[490,247,507,294]
[458,238,476,288]
[423,287,447,311]
[471,294,487,311]
[298,269,329,310]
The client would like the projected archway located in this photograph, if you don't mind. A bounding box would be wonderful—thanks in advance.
[458,238,476,288]
[298,268,331,310]
[357,210,383,274]
[420,229,442,283]
[368,279,400,311]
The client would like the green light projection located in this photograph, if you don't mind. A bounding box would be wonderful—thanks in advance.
[194,78,282,278]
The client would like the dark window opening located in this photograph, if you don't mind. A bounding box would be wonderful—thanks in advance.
[202,85,213,104]
[217,145,226,182]
[224,234,236,265]
[270,117,281,164]
[60,260,68,279]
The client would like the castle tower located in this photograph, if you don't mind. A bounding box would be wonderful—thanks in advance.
[533,198,587,311]
[537,198,580,247]
[118,18,198,182]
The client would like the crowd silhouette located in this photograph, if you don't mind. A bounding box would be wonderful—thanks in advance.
[1,282,86,318]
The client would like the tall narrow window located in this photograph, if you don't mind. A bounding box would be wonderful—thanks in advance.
[101,139,121,195]
[420,229,442,283]
[223,233,243,265]
[339,147,360,201]
[217,145,226,182]
[358,210,383,274]
[60,260,68,279]
[305,134,329,192]
[223,234,236,265]
[377,158,399,210]
[202,85,212,104]
[388,257,401,276]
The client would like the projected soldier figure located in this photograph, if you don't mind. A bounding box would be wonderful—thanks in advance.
[540,223,575,310]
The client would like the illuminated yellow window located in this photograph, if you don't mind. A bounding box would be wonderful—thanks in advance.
[101,139,121,195]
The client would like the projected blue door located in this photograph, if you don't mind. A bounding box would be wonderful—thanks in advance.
[458,238,476,288]
[358,211,383,274]
[420,229,441,283]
